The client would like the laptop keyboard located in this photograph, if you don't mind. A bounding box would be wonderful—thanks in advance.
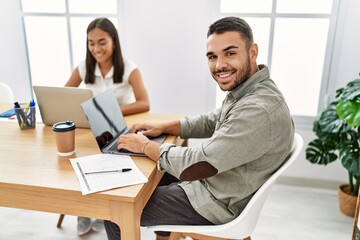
[105,134,167,155]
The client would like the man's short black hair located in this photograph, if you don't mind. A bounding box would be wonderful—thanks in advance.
[207,17,254,46]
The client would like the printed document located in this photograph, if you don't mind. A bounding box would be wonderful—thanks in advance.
[70,154,148,195]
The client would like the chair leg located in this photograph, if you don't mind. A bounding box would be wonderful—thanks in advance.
[56,214,65,228]
[168,232,182,240]
[168,232,251,240]
[183,232,227,240]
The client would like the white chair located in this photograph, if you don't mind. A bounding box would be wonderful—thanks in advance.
[148,133,304,240]
[0,82,14,103]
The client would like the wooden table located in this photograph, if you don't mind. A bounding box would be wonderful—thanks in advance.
[0,103,185,240]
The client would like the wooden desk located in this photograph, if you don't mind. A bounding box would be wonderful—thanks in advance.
[0,104,184,240]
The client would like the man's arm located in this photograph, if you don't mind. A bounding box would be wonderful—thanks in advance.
[130,120,181,137]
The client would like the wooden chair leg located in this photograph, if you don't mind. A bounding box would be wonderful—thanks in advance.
[56,214,65,228]
[183,232,227,240]
[163,232,251,240]
[168,232,182,240]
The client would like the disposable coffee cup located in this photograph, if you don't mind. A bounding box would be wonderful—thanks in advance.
[52,121,76,156]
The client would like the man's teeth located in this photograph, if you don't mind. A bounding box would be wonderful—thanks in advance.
[219,72,231,78]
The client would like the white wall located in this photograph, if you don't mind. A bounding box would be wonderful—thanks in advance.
[121,0,219,116]
[2,0,360,185]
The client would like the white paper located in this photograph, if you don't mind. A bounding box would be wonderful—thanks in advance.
[70,154,148,195]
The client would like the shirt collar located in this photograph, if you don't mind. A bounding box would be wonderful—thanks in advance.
[227,64,270,101]
[94,63,114,79]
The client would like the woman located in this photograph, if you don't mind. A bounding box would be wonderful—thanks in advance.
[65,17,150,236]
[65,17,149,116]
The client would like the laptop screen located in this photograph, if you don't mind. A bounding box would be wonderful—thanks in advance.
[33,86,93,128]
[81,89,128,149]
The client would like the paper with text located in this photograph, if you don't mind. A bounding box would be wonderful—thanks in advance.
[70,154,148,195]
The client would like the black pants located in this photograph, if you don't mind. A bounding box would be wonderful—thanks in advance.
[104,173,213,240]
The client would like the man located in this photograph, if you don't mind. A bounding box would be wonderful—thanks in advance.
[104,16,294,240]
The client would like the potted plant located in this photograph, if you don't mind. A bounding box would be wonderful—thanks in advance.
[305,74,360,217]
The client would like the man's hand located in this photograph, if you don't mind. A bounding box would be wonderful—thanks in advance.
[130,123,164,137]
[120,120,181,161]
[117,133,150,153]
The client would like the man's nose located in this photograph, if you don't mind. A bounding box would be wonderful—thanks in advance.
[215,57,228,70]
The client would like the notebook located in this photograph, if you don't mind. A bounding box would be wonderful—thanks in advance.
[33,86,93,128]
[81,89,167,156]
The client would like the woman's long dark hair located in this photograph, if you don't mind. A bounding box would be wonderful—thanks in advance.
[85,18,124,84]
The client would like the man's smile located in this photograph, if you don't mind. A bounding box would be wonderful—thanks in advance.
[215,69,236,83]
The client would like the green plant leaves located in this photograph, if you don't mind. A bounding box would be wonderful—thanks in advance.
[340,79,360,101]
[306,139,337,165]
[339,130,360,178]
[337,99,360,126]
[336,79,360,126]
[315,103,343,137]
[305,75,360,195]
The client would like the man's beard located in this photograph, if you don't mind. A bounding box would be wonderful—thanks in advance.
[228,57,251,91]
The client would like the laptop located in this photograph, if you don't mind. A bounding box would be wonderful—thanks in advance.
[81,89,167,156]
[33,86,93,128]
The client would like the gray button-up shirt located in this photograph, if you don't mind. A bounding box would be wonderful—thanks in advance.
[158,65,294,224]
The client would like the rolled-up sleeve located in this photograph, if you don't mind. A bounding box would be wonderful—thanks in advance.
[157,109,219,179]
[157,103,272,179]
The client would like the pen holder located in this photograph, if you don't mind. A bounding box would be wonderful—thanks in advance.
[14,104,36,130]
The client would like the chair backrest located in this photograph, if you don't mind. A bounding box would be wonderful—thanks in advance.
[148,133,304,239]
[0,82,14,103]
[210,132,304,238]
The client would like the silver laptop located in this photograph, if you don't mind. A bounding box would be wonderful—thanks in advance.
[81,89,167,156]
[33,86,93,128]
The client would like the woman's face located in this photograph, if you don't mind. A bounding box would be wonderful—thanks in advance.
[87,27,114,64]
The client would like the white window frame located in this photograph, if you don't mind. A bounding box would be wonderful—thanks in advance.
[219,0,341,128]
[19,0,123,97]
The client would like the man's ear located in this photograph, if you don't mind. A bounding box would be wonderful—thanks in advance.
[249,43,258,62]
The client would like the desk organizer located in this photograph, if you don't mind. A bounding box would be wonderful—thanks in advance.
[14,104,36,129]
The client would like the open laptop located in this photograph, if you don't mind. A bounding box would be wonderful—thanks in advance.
[81,89,167,156]
[33,86,93,128]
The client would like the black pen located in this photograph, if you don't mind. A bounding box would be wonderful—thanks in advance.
[84,168,132,175]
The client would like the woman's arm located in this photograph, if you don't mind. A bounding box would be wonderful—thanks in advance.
[121,68,150,115]
[64,67,82,87]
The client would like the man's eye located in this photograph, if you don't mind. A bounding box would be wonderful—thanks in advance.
[208,55,216,60]
[226,52,235,56]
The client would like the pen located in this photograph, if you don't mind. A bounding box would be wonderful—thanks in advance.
[14,102,30,127]
[20,102,30,128]
[84,168,132,175]
[14,102,21,108]
[28,99,36,125]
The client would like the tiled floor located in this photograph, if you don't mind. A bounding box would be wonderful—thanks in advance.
[0,184,353,240]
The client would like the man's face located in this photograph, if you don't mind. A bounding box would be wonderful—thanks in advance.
[206,31,257,91]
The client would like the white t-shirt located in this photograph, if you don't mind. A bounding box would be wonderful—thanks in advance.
[78,58,137,105]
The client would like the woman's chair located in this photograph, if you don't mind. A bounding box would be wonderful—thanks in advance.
[147,133,304,240]
[0,82,14,103]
